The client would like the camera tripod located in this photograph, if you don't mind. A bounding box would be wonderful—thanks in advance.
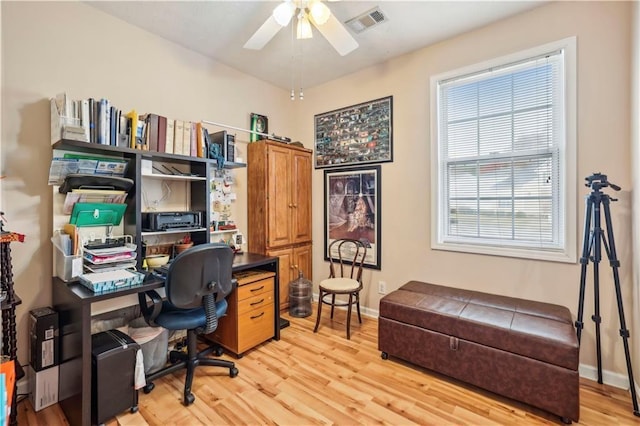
[576,173,639,416]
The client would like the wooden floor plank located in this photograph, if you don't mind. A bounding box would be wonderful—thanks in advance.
[17,307,640,425]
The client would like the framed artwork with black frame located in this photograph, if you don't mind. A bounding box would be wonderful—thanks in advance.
[324,165,381,270]
[314,96,393,169]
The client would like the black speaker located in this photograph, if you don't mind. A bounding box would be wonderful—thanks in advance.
[91,330,139,424]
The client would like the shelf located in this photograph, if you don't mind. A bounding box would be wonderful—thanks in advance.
[53,139,246,169]
[223,161,247,169]
[211,229,238,235]
[141,227,208,237]
[141,172,207,181]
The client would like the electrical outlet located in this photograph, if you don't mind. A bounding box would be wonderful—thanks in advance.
[378,280,387,294]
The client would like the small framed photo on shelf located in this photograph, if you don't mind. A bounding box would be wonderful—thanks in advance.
[324,165,381,270]
[314,96,393,169]
[249,113,268,142]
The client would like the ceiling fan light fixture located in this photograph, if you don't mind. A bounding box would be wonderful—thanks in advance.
[308,1,331,26]
[273,1,296,26]
[296,14,313,39]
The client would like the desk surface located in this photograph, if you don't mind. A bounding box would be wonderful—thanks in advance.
[55,252,278,304]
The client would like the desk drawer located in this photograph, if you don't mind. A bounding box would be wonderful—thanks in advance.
[237,303,274,353]
[238,292,274,315]
[237,277,273,301]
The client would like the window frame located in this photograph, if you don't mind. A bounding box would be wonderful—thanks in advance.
[430,37,577,263]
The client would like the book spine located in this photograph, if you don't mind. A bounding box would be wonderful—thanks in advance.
[148,114,159,152]
[174,120,184,156]
[157,116,167,153]
[97,99,107,145]
[89,98,96,144]
[166,119,175,154]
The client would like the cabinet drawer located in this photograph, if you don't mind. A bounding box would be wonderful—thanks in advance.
[237,303,275,353]
[237,277,273,301]
[238,292,274,315]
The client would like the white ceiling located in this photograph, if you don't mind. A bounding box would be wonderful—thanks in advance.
[87,1,546,90]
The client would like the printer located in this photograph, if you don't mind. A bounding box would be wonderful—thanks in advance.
[141,211,202,232]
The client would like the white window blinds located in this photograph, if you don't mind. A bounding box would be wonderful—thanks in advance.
[434,47,572,257]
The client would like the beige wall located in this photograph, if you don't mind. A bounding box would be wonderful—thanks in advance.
[1,1,292,363]
[2,0,637,385]
[632,0,640,391]
[296,1,635,381]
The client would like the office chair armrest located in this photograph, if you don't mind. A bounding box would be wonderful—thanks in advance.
[138,290,163,326]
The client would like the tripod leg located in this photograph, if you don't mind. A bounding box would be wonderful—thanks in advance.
[592,200,603,384]
[602,197,640,416]
[576,195,594,343]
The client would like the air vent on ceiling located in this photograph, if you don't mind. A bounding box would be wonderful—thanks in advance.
[345,7,387,34]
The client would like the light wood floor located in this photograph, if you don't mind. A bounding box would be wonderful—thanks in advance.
[17,307,640,425]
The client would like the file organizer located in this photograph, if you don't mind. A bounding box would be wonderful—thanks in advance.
[52,235,83,282]
[69,202,126,227]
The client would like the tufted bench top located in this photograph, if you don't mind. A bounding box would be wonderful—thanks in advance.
[379,281,579,370]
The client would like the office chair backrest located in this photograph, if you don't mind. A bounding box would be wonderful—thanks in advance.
[165,243,234,309]
[328,238,367,283]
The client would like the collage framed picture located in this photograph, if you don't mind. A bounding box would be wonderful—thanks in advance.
[314,96,393,169]
[324,165,381,270]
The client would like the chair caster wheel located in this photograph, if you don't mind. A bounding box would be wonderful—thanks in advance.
[131,405,139,413]
[230,367,239,378]
[143,383,155,394]
[183,393,195,406]
[381,352,389,360]
[215,347,224,356]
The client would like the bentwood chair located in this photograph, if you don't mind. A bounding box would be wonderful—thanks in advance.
[313,238,367,339]
[138,243,238,405]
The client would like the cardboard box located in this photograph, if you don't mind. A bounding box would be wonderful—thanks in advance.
[29,307,59,371]
[27,365,58,411]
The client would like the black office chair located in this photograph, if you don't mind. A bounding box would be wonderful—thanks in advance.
[138,243,238,405]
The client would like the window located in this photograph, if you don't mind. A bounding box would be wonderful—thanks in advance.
[431,38,576,262]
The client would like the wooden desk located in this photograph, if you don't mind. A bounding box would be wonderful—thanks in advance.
[52,252,279,426]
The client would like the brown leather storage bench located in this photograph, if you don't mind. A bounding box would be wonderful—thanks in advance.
[378,281,580,423]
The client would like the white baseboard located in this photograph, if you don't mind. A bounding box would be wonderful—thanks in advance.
[579,363,637,390]
[17,370,29,399]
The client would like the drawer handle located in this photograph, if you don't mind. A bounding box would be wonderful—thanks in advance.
[250,285,265,292]
[250,298,265,306]
[251,312,265,320]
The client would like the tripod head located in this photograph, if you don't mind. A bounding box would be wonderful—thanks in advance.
[585,173,621,193]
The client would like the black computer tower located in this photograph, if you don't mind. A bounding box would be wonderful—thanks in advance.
[91,330,139,425]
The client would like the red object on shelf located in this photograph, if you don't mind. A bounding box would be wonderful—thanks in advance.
[0,233,24,244]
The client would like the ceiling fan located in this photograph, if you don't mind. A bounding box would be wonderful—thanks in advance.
[243,0,358,56]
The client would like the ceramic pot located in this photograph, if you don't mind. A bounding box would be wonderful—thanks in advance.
[174,242,194,254]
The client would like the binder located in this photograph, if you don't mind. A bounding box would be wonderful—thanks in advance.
[69,202,127,227]
[157,116,167,153]
[125,110,139,149]
[165,119,175,154]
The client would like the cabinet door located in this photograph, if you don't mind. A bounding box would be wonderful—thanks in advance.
[293,243,312,285]
[267,247,294,311]
[267,145,293,248]
[291,150,312,244]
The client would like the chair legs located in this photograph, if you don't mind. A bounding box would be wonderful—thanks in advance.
[144,329,238,406]
[313,289,362,340]
[313,289,324,334]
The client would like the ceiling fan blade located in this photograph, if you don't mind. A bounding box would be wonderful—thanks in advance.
[244,15,283,50]
[310,13,358,56]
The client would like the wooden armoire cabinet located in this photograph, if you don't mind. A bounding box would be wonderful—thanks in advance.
[247,140,312,311]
